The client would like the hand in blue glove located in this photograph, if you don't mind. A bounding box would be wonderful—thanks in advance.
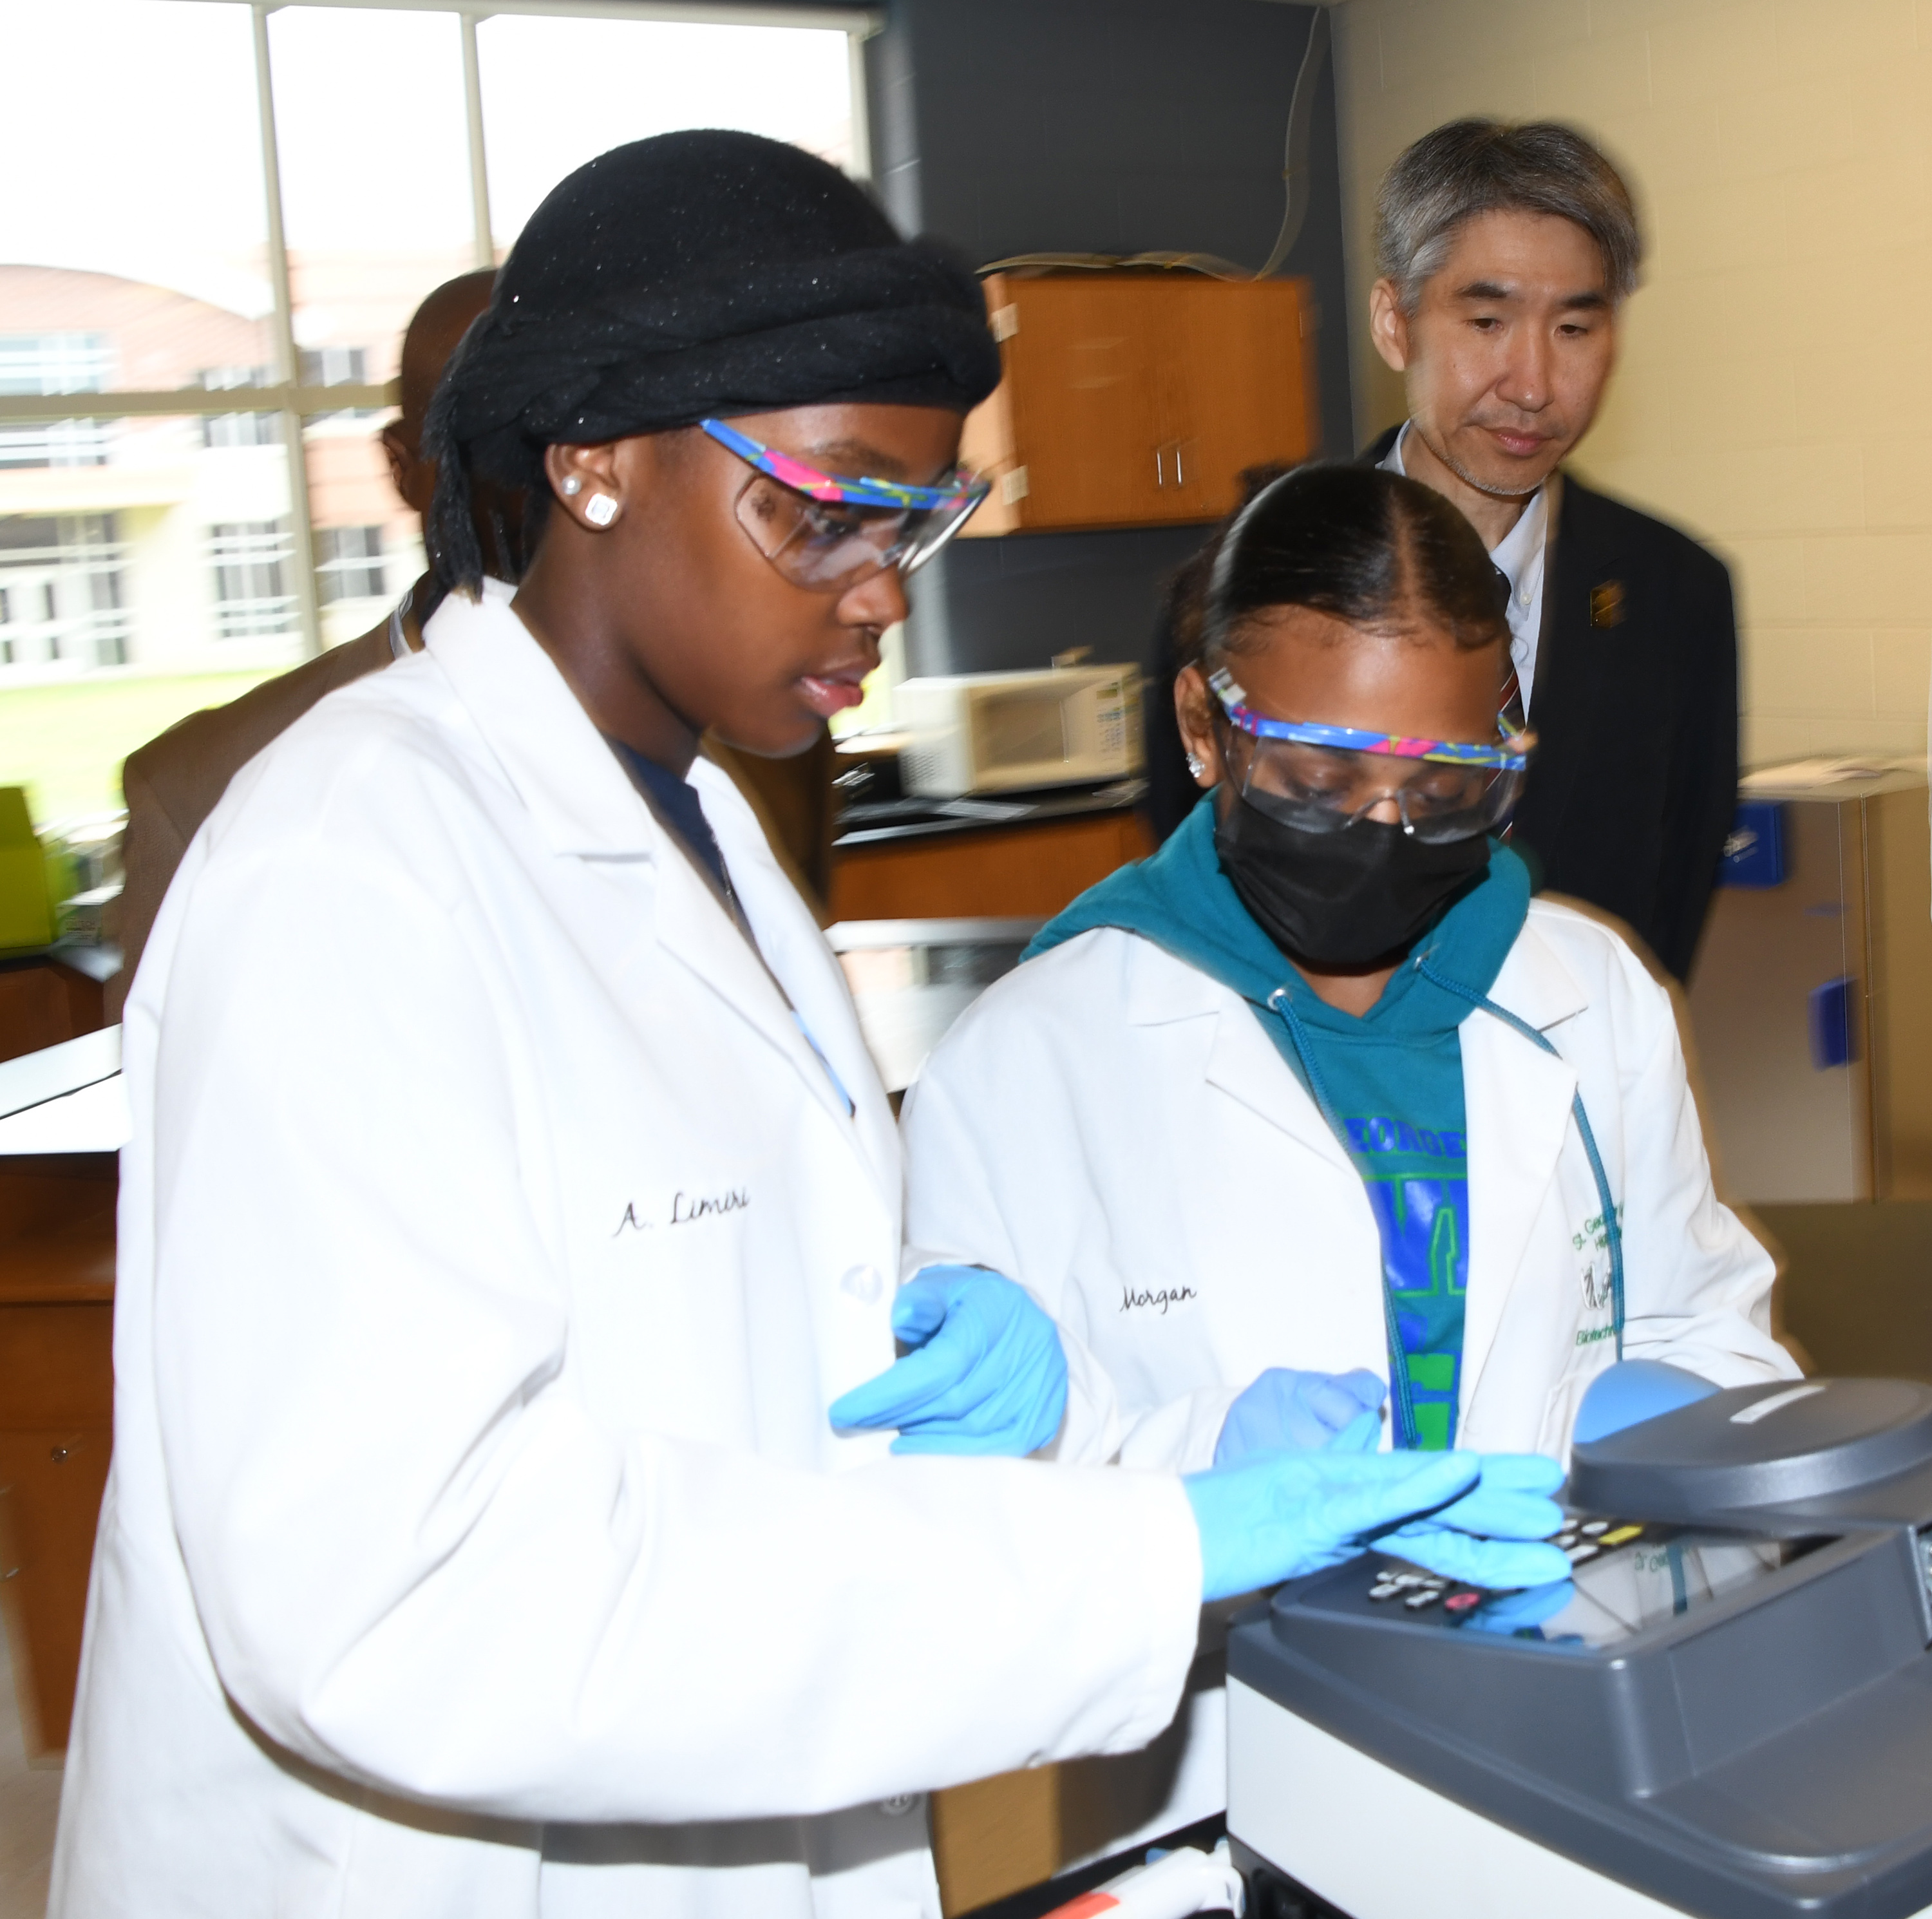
[1369,1452,1572,1590]
[1214,1367,1387,1465]
[828,1265,1068,1455]
[1185,1448,1472,1600]
[1182,1450,1570,1602]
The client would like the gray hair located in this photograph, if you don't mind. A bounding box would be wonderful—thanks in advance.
[1375,120,1642,313]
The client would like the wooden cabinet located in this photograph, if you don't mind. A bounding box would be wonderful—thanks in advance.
[960,272,1318,535]
[828,810,1151,923]
[0,956,104,1066]
[0,1158,114,1757]
[0,956,114,1759]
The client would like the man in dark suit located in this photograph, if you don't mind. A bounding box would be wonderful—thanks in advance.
[1145,120,1735,984]
[1360,118,1735,984]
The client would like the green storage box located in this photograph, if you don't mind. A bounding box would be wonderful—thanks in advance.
[0,788,57,953]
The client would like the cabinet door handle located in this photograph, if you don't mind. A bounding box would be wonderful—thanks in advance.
[1174,441,1186,487]
[1155,444,1166,487]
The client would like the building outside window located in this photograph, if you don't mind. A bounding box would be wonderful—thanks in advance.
[314,525,383,605]
[0,514,129,668]
[207,519,296,639]
[300,346,376,425]
[200,367,280,449]
[0,333,113,469]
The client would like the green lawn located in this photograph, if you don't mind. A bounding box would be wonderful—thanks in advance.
[0,671,283,827]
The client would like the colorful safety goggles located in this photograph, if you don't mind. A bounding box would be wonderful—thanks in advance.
[1210,668,1535,842]
[701,417,990,591]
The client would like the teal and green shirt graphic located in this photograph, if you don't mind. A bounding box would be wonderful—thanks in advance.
[1343,1115,1468,1450]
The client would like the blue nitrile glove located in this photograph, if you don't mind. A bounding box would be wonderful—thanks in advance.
[1369,1452,1572,1589]
[1573,1359,1719,1444]
[828,1265,1068,1455]
[1214,1367,1388,1465]
[1183,1450,1573,1602]
[1184,1448,1479,1601]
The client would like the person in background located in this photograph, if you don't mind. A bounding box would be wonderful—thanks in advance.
[109,269,502,1012]
[905,462,1795,1880]
[1368,118,1743,985]
[1148,120,1738,985]
[53,133,1567,1919]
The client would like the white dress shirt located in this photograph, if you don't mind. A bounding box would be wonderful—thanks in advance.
[1382,422,1551,716]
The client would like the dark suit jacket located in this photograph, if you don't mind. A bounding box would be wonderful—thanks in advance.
[110,616,397,1016]
[1142,433,1739,982]
[1500,469,1738,985]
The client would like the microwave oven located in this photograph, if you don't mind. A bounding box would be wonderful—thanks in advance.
[896,666,1144,797]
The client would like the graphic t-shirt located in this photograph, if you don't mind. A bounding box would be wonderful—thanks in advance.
[1341,1108,1470,1450]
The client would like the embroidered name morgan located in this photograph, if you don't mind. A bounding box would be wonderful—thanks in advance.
[1121,1283,1198,1316]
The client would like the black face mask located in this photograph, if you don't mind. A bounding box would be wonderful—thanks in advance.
[1214,794,1491,968]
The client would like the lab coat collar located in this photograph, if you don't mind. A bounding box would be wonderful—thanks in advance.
[423,585,874,1151]
[1119,936,1359,1182]
[425,581,656,857]
[1482,909,1589,1035]
[1459,914,1590,1412]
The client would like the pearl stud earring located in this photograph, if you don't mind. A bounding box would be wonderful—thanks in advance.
[559,476,582,496]
[585,493,620,527]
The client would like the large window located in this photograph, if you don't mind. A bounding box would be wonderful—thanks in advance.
[0,0,872,826]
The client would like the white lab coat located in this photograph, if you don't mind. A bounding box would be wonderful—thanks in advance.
[902,902,1799,1858]
[52,581,1203,1919]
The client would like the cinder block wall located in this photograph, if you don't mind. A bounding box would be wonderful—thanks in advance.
[1331,0,1932,767]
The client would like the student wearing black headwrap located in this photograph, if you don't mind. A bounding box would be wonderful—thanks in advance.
[56,131,1558,1919]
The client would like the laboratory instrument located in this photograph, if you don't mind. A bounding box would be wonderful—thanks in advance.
[1227,1375,1932,1919]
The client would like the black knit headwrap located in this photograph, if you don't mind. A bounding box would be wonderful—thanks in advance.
[424,129,1001,595]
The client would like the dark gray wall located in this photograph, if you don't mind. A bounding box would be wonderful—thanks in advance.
[865,0,1354,680]
[900,524,1209,679]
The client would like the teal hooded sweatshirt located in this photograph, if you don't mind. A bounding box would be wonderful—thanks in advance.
[1027,796,1531,1449]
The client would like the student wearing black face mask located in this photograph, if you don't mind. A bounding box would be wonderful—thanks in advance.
[900,462,1796,1877]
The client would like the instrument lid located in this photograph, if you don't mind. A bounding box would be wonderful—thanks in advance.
[1567,1377,1932,1521]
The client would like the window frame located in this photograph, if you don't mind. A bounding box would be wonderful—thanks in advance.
[2,0,880,659]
